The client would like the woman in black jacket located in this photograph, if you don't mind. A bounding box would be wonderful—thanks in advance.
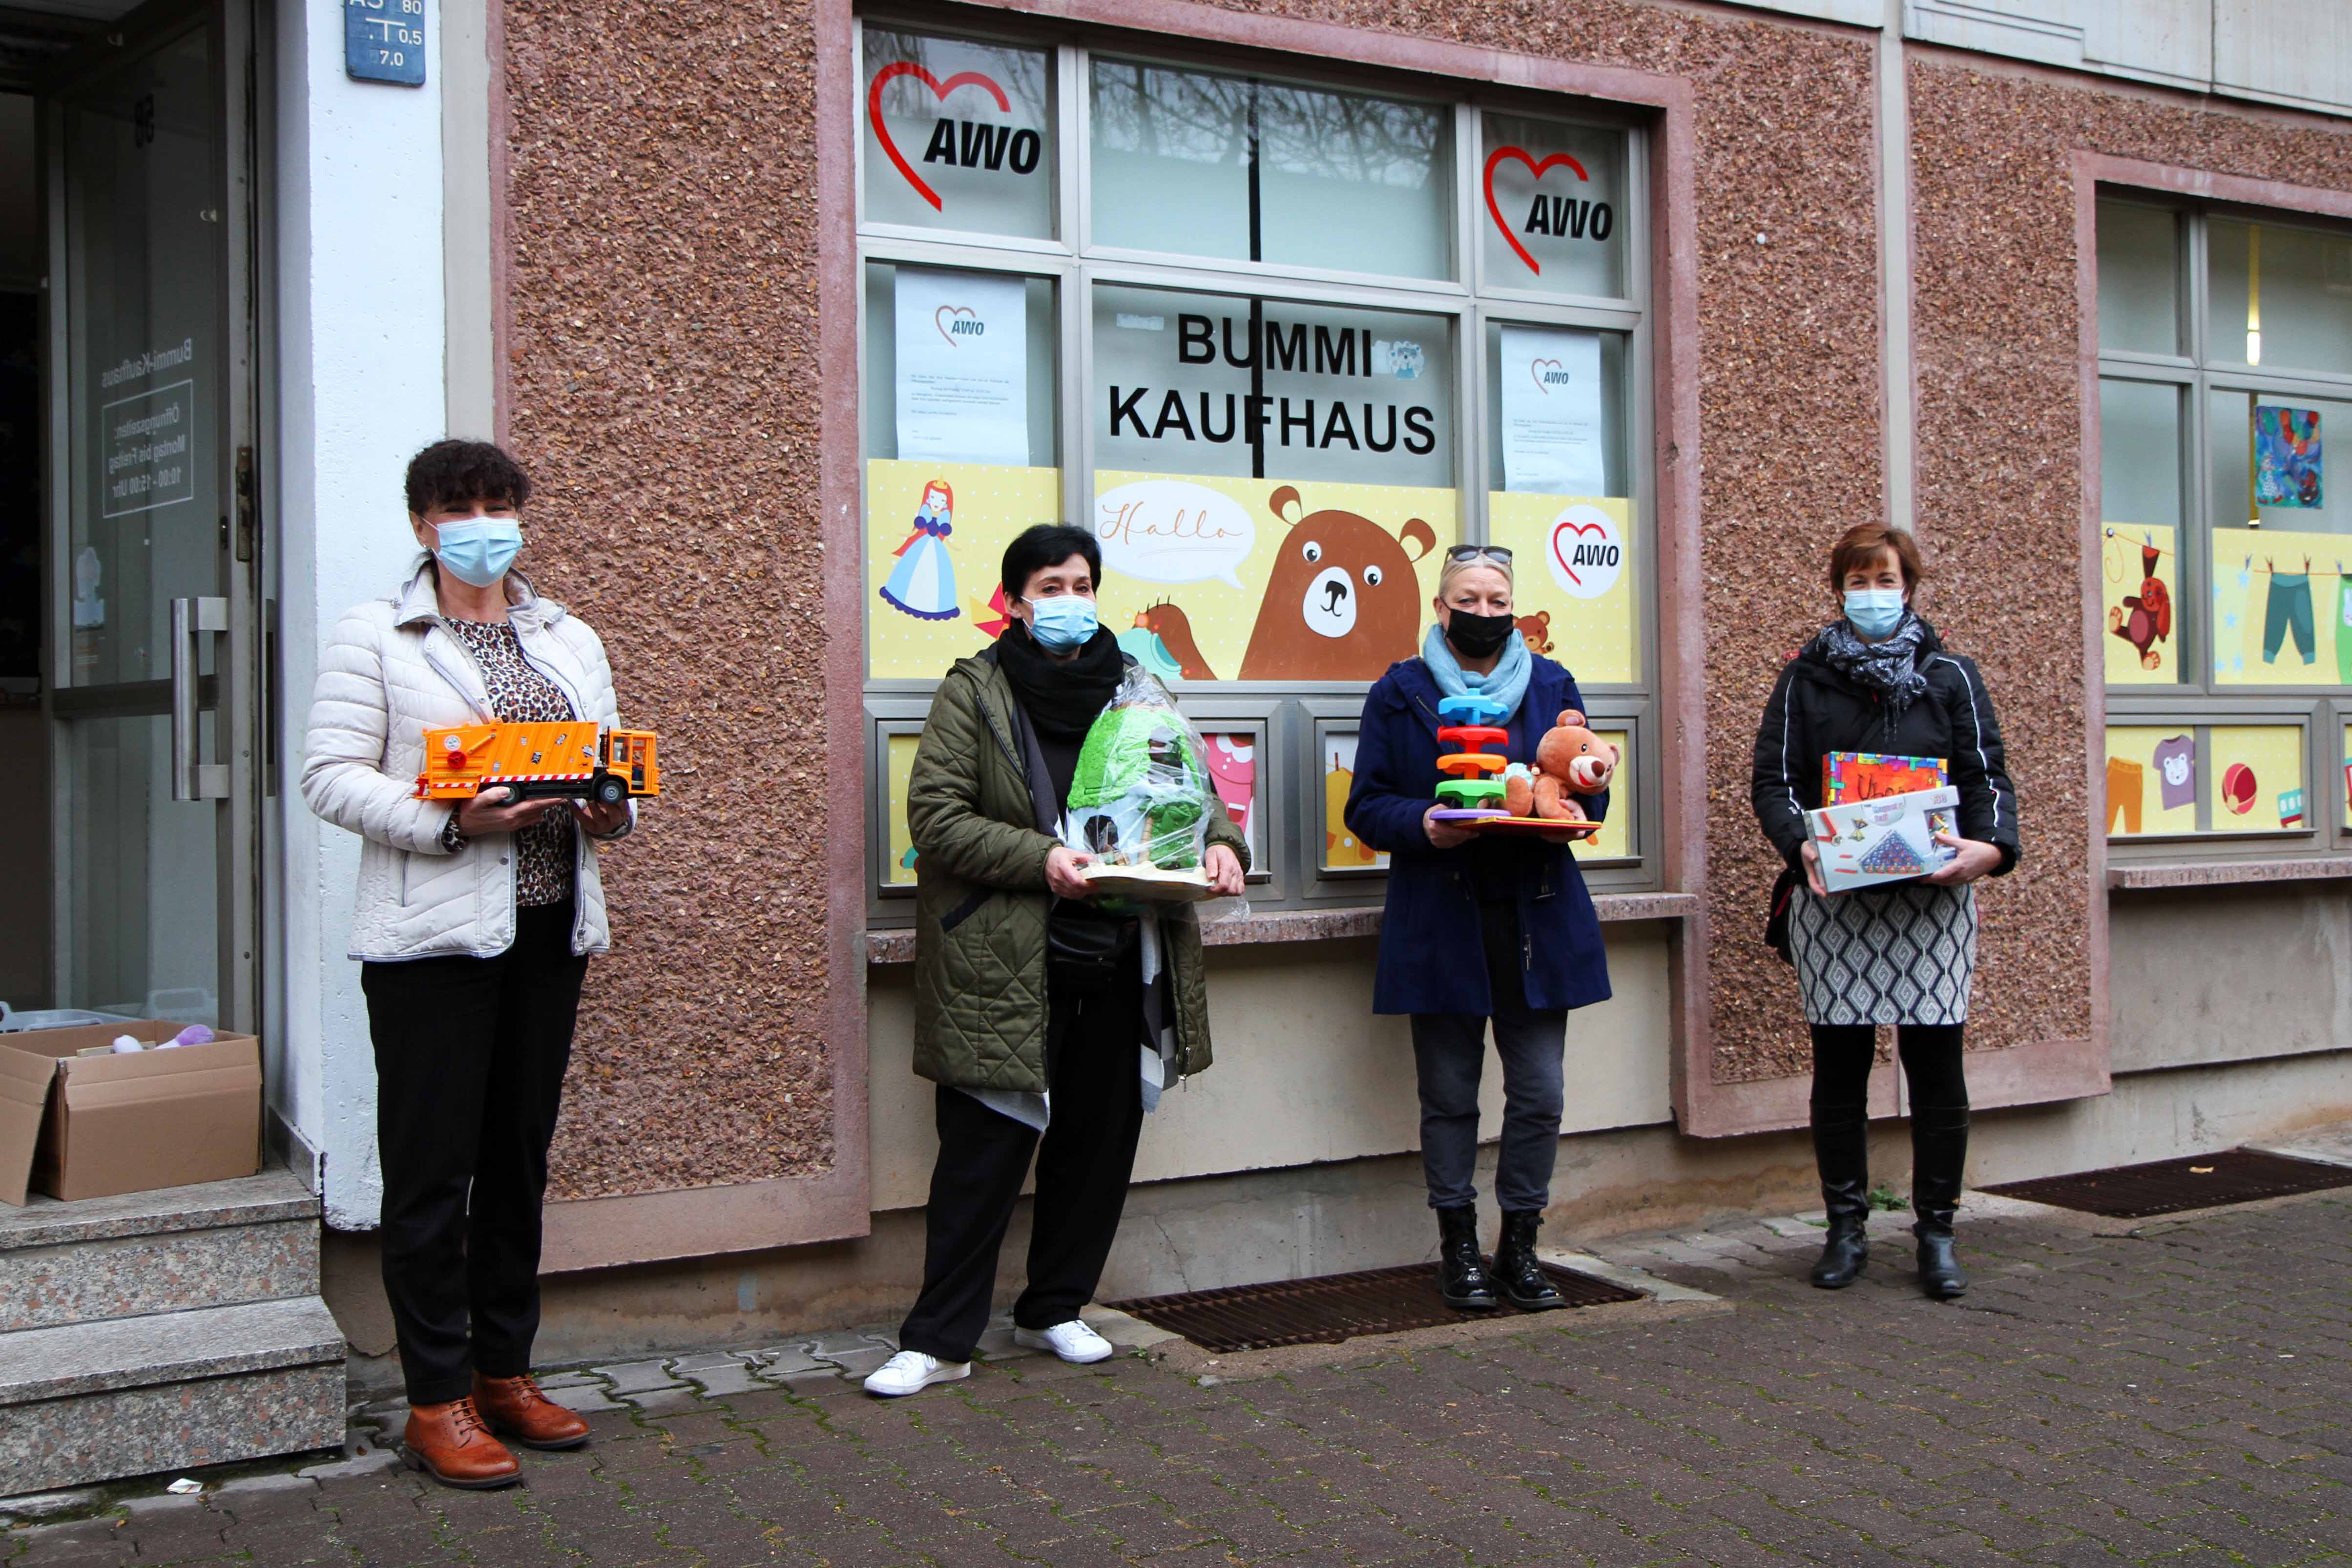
[1750,523,2018,1301]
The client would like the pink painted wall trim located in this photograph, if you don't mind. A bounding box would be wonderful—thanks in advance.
[529,0,876,1270]
[487,0,511,446]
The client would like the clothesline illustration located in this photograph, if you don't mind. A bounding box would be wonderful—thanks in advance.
[2102,527,2349,580]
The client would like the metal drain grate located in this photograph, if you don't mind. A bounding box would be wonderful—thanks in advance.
[1983,1148,2352,1219]
[1109,1262,1645,1354]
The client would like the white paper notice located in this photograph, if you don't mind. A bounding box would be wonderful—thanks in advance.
[895,266,1029,466]
[1499,325,1604,495]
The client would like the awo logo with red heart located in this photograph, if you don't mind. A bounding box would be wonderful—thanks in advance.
[867,61,1013,211]
[1484,146,1606,277]
[935,305,981,346]
[1528,358,1568,396]
[1544,503,1624,601]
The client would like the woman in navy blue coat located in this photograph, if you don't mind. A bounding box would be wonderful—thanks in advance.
[1345,547,1613,1313]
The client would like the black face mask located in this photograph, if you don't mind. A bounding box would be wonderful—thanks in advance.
[1444,609,1514,660]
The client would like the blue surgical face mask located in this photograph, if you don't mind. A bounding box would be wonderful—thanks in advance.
[1025,593,1099,652]
[1843,587,1907,640]
[433,518,523,588]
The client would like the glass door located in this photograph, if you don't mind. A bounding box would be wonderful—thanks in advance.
[42,0,257,1032]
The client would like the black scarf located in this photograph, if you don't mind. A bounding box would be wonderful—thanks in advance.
[993,620,1124,743]
[1811,612,1931,713]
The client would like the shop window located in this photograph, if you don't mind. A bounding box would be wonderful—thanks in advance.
[859,21,1656,916]
[1479,112,1629,301]
[861,28,1057,240]
[1088,61,1454,281]
[2096,193,2352,856]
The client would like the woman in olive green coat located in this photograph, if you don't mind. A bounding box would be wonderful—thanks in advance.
[867,525,1246,1398]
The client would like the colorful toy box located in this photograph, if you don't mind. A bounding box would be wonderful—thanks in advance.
[1806,785,1960,895]
[1822,751,1946,805]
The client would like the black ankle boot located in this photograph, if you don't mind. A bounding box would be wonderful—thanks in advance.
[1435,1205,1498,1309]
[1911,1106,1970,1300]
[1492,1211,1564,1311]
[1809,1105,1871,1290]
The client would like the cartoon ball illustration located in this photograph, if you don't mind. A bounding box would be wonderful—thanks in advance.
[2222,762,2257,815]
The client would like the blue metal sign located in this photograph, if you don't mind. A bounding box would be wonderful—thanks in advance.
[345,0,426,86]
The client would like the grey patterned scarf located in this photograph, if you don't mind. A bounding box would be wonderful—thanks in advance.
[1813,613,1930,712]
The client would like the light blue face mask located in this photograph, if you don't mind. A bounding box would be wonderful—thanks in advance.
[434,518,523,588]
[1025,593,1100,652]
[1843,587,1907,640]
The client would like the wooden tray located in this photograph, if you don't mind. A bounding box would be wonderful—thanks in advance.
[1078,865,1219,902]
[1463,816,1602,839]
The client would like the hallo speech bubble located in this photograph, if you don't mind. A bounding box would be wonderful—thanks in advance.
[1093,479,1255,590]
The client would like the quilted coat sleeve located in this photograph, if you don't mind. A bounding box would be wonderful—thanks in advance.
[906,671,1056,891]
[568,616,636,842]
[299,609,458,855]
[1750,662,1812,871]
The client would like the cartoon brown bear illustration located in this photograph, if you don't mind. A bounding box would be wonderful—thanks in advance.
[1515,610,1553,655]
[1238,485,1437,681]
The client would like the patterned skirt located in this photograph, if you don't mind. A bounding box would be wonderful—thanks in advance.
[1788,881,1977,1026]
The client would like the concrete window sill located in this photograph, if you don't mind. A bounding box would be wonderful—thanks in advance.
[864,891,1700,966]
[2107,857,2352,891]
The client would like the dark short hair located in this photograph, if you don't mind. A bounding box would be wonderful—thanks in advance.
[1828,523,1926,593]
[1001,524,1101,601]
[405,439,532,515]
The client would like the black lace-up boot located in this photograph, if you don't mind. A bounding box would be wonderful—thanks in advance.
[1911,1106,1970,1300]
[1435,1204,1498,1309]
[1809,1104,1872,1290]
[1492,1211,1564,1311]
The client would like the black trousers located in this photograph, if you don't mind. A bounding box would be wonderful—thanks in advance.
[1408,899,1568,1213]
[897,964,1146,1364]
[360,902,587,1405]
[1809,1023,1969,1114]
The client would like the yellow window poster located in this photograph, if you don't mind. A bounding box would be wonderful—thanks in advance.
[867,459,1064,680]
[1582,729,1632,860]
[1321,731,1386,871]
[2100,524,2176,686]
[2211,527,2352,686]
[2209,726,2306,832]
[2103,726,2196,838]
[1486,493,1636,686]
[883,733,921,885]
[1091,472,1457,683]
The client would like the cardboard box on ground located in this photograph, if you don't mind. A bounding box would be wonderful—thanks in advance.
[0,1020,262,1205]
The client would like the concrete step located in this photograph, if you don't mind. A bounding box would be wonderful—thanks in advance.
[0,1296,346,1496]
[0,1171,319,1332]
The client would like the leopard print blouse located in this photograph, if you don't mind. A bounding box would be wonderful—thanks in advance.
[440,617,577,907]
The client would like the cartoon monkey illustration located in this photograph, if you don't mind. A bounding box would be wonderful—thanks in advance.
[2107,542,2170,671]
[1237,486,1438,681]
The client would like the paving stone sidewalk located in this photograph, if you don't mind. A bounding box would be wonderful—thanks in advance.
[6,1193,2349,1567]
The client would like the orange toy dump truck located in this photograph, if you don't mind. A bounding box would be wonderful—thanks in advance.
[415,722,661,807]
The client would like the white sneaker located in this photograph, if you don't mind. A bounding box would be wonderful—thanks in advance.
[1013,1319,1115,1364]
[862,1349,970,1397]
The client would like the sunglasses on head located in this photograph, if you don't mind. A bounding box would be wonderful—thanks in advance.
[1445,545,1513,564]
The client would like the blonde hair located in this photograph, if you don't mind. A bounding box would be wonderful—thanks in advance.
[1437,548,1514,601]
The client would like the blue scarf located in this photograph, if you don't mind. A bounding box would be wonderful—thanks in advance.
[1421,623,1533,723]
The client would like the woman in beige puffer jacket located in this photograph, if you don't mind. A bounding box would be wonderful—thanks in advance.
[299,439,630,1490]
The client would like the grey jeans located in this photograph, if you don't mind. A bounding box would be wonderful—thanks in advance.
[1408,899,1568,1213]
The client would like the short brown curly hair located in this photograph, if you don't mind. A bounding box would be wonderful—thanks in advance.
[404,439,532,516]
[1827,523,1926,593]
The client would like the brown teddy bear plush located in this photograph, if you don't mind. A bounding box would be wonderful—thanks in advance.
[1502,709,1619,822]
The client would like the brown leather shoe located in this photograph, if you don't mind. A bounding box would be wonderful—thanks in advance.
[401,1396,520,1489]
[473,1371,591,1451]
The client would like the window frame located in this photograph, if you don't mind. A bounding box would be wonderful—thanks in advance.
[856,13,1661,922]
[2098,190,2352,862]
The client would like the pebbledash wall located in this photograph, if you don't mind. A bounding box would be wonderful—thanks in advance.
[279,0,2352,1361]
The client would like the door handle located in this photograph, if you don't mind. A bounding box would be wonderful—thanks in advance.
[171,595,230,801]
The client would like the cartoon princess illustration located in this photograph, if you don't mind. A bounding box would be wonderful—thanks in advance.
[880,479,959,621]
